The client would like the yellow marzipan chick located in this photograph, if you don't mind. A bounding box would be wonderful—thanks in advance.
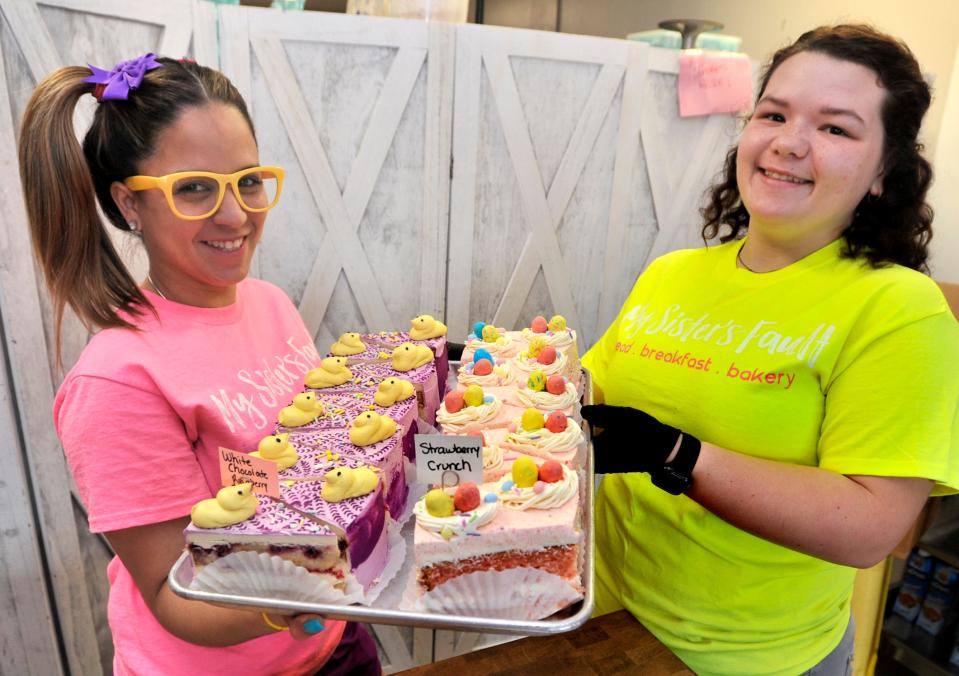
[190,483,259,528]
[374,378,415,406]
[305,357,353,388]
[409,314,448,340]
[392,343,433,371]
[349,411,397,446]
[321,465,379,502]
[250,433,299,470]
[330,332,366,356]
[277,392,324,428]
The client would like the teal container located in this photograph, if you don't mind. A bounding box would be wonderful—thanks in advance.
[626,29,742,52]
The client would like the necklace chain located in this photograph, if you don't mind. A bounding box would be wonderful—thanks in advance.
[147,274,168,300]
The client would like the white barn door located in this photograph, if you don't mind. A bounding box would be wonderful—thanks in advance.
[219,5,453,356]
[446,25,739,350]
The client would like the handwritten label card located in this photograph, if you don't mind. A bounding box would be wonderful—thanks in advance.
[218,446,280,497]
[678,50,753,118]
[414,434,484,485]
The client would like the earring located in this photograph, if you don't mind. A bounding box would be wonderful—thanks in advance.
[128,221,140,233]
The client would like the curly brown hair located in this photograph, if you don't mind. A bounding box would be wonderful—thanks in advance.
[700,24,933,271]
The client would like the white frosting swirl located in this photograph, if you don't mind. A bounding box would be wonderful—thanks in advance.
[522,328,576,351]
[483,444,504,473]
[457,361,514,387]
[436,397,503,434]
[514,380,579,411]
[502,417,584,459]
[498,464,578,510]
[414,496,499,538]
[511,350,568,378]
[465,331,517,357]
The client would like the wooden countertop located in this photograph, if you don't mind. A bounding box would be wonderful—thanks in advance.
[397,610,693,675]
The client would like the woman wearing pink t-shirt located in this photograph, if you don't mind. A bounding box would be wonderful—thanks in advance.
[18,55,380,675]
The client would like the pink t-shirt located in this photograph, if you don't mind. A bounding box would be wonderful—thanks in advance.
[55,279,345,675]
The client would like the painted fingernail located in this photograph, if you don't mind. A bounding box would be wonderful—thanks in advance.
[304,619,324,634]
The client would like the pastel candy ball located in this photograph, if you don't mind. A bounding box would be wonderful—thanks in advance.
[527,336,546,358]
[546,374,566,395]
[473,359,493,376]
[444,390,465,413]
[481,325,499,342]
[473,321,486,339]
[425,488,455,518]
[538,459,564,483]
[521,408,545,432]
[511,455,539,488]
[536,346,557,365]
[483,493,498,503]
[531,316,548,333]
[533,481,546,494]
[545,411,567,434]
[473,348,494,366]
[527,370,547,392]
[463,384,485,408]
[454,482,481,512]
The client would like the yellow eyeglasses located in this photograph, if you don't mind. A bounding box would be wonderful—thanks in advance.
[124,166,284,220]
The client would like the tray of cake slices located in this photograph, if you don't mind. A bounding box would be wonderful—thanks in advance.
[168,314,594,634]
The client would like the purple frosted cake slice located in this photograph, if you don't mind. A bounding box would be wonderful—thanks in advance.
[349,360,439,426]
[361,330,449,396]
[283,428,408,518]
[184,496,349,586]
[281,481,388,590]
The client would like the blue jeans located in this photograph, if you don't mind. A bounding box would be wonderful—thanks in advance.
[801,618,855,676]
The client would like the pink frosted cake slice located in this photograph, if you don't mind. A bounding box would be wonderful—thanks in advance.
[280,480,389,590]
[413,469,582,593]
[184,496,348,586]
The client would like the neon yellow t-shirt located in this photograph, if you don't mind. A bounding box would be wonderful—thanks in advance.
[582,238,959,675]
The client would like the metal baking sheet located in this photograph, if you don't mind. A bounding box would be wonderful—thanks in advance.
[168,364,594,635]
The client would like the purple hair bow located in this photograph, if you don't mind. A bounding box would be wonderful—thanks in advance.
[84,53,163,101]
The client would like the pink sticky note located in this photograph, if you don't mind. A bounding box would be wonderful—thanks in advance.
[678,50,753,118]
[218,446,280,498]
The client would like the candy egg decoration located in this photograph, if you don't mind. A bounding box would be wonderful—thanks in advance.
[536,346,557,365]
[538,459,564,483]
[545,411,567,434]
[511,455,539,488]
[481,325,500,343]
[548,315,567,332]
[472,348,494,366]
[526,336,546,359]
[546,374,566,395]
[425,488,455,517]
[453,482,481,512]
[520,407,545,432]
[444,390,465,413]
[473,359,493,376]
[530,315,548,333]
[472,321,486,340]
[463,384,485,408]
[527,370,547,392]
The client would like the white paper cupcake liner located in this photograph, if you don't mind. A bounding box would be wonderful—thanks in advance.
[357,515,407,605]
[411,567,583,620]
[191,550,366,605]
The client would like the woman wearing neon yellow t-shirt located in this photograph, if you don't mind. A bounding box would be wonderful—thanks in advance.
[582,25,959,675]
